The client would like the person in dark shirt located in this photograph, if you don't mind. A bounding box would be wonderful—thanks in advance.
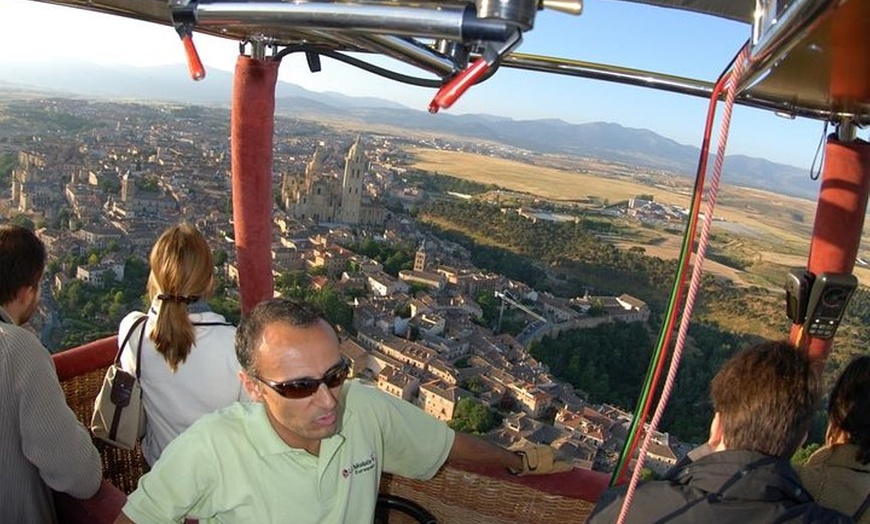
[798,355,870,522]
[589,340,853,524]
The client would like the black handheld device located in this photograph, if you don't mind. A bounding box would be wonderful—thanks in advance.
[803,272,858,339]
[785,268,814,324]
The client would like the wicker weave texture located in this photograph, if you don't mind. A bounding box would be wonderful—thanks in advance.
[60,365,147,494]
[381,468,595,523]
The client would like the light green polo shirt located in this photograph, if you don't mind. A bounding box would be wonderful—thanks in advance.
[123,380,455,524]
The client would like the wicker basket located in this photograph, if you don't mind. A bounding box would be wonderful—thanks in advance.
[58,361,148,494]
[380,467,597,523]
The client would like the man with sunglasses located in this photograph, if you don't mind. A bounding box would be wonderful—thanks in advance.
[117,298,571,524]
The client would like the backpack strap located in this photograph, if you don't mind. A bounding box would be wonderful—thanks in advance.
[114,314,148,373]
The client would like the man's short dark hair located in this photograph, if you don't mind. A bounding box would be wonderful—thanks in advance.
[0,225,46,304]
[235,298,327,373]
[711,340,821,458]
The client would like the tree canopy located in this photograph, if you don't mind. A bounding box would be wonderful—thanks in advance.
[448,398,503,434]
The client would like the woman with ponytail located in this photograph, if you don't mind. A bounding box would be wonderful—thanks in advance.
[119,223,246,466]
[798,355,870,523]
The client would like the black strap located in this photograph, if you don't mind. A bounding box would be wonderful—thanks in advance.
[134,316,147,379]
[112,317,230,372]
[854,492,870,521]
[114,314,148,372]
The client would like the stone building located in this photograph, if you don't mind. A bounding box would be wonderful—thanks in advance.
[281,137,384,226]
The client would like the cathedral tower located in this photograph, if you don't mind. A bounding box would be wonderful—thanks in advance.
[338,137,365,224]
[414,240,428,272]
[121,172,135,202]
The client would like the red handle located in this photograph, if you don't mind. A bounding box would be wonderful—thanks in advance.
[428,58,489,114]
[181,34,206,81]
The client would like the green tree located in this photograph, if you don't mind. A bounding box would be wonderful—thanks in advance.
[99,178,120,195]
[308,286,354,333]
[462,376,485,394]
[52,209,71,230]
[340,238,414,277]
[101,270,117,288]
[137,176,159,192]
[408,282,430,295]
[448,398,502,434]
[477,292,499,328]
[10,214,35,231]
[123,256,150,286]
[639,468,658,481]
[394,303,412,318]
[0,153,17,185]
[275,270,309,297]
[210,296,241,324]
[791,442,821,466]
[47,260,61,275]
[587,299,607,317]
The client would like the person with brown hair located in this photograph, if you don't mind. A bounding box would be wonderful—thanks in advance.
[589,340,851,523]
[119,223,245,465]
[0,224,102,522]
[798,355,870,523]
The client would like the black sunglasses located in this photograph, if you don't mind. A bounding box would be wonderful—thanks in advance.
[254,357,351,399]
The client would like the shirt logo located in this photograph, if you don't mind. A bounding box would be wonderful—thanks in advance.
[341,453,378,479]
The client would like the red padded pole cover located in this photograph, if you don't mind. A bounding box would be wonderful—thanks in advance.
[830,0,869,104]
[231,56,278,315]
[791,138,870,364]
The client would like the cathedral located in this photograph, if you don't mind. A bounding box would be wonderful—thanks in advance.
[281,137,385,226]
[10,152,59,217]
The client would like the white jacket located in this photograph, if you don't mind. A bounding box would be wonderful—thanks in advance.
[119,303,246,465]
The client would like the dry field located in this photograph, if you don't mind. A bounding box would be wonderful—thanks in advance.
[408,148,692,205]
[406,147,870,288]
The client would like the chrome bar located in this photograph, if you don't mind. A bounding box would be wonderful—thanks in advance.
[304,30,374,53]
[739,0,837,92]
[501,52,846,121]
[194,1,511,41]
[357,35,458,76]
[501,53,714,98]
[300,31,455,77]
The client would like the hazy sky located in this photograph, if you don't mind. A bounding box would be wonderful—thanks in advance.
[0,0,850,169]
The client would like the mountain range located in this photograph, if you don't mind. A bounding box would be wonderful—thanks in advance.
[0,61,819,199]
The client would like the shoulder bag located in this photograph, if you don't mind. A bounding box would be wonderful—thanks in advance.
[90,314,148,450]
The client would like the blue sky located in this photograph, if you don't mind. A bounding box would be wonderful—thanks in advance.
[0,0,843,168]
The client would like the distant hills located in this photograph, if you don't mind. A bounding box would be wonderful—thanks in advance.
[0,61,819,199]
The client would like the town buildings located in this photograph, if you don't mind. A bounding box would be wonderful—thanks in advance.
[4,96,684,476]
